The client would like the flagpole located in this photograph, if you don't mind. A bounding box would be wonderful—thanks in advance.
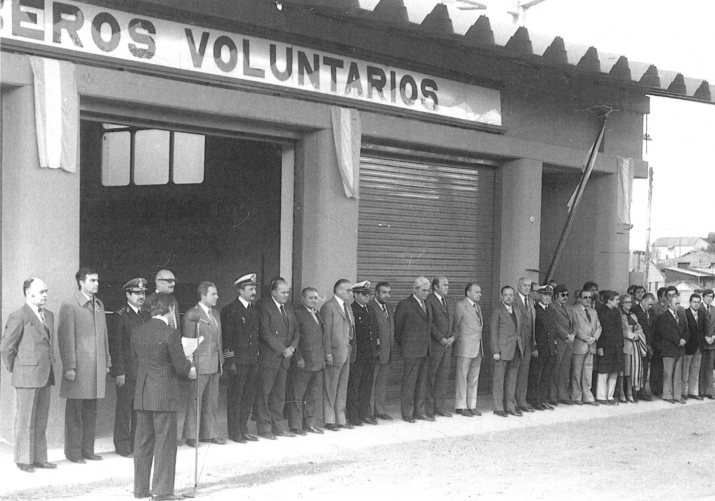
[643,167,654,291]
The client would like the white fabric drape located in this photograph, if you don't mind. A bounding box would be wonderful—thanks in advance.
[617,156,634,228]
[330,107,361,199]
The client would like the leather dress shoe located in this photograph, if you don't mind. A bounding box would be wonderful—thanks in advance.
[33,461,57,469]
[518,406,535,413]
[608,399,619,406]
[324,423,340,431]
[678,398,687,404]
[67,457,86,464]
[435,411,453,417]
[455,409,472,417]
[584,401,599,406]
[151,495,185,501]
[82,453,102,461]
[243,434,258,442]
[638,391,653,401]
[291,428,307,436]
[507,410,523,417]
[348,419,364,427]
[258,432,277,440]
[559,399,574,405]
[493,410,508,417]
[134,492,150,499]
[375,413,393,420]
[117,451,133,458]
[688,394,704,400]
[532,403,545,411]
[17,463,34,472]
[362,416,378,425]
[548,400,559,406]
[573,400,583,405]
[468,409,482,417]
[414,414,436,422]
[542,403,555,410]
[663,398,675,404]
[275,430,297,438]
[230,435,247,444]
[338,423,354,429]
[304,426,324,434]
[402,416,416,423]
[185,439,198,448]
[199,437,226,445]
[706,395,715,400]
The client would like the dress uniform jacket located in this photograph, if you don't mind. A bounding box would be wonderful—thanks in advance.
[534,304,557,357]
[109,305,151,380]
[220,299,259,366]
[351,303,380,361]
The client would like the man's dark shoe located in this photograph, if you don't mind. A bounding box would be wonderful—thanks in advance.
[532,403,545,411]
[375,413,393,420]
[548,400,559,406]
[402,416,416,423]
[17,463,34,472]
[493,410,508,417]
[67,457,86,464]
[185,439,198,448]
[338,423,354,430]
[468,409,482,417]
[117,451,133,458]
[291,428,307,436]
[324,423,340,431]
[362,416,378,425]
[688,394,704,400]
[584,401,599,406]
[435,411,453,417]
[134,492,150,499]
[33,461,57,469]
[455,408,472,417]
[559,399,574,405]
[414,414,436,422]
[304,426,324,434]
[199,437,226,445]
[82,453,102,461]
[573,400,583,406]
[258,432,277,440]
[706,395,715,400]
[275,430,297,438]
[243,434,258,442]
[518,406,535,413]
[507,409,523,417]
[151,495,185,501]
[542,403,555,410]
[348,419,363,427]
[678,398,687,404]
[230,435,247,444]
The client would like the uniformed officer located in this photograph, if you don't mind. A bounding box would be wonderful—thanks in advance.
[109,278,151,458]
[347,281,380,426]
[220,273,260,443]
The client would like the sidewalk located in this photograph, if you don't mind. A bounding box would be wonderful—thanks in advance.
[2,396,711,499]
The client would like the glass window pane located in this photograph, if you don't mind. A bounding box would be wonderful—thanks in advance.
[134,129,170,185]
[173,133,205,184]
[101,131,130,186]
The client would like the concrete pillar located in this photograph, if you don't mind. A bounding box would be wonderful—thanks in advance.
[592,173,629,292]
[1,85,80,445]
[293,128,359,300]
[497,158,543,289]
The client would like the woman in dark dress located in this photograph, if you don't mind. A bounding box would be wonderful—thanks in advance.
[596,290,624,404]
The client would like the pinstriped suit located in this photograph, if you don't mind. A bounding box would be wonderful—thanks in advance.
[132,318,192,497]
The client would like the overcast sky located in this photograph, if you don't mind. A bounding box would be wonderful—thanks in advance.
[361,0,715,250]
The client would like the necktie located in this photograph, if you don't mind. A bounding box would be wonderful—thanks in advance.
[420,300,426,313]
[708,305,711,321]
[382,304,389,321]
[475,303,482,323]
[208,308,216,325]
[585,307,592,323]
[344,302,354,339]
[280,305,288,325]
[38,307,50,334]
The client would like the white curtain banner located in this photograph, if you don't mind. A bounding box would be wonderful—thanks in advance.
[29,56,79,173]
[617,156,634,228]
[330,107,361,199]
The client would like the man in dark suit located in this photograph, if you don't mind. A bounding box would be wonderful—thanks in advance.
[699,289,715,399]
[321,279,355,431]
[491,286,522,417]
[551,284,578,405]
[220,273,260,443]
[527,285,557,411]
[394,276,434,423]
[287,287,326,435]
[109,278,151,458]
[513,278,535,413]
[132,292,195,501]
[657,294,688,403]
[369,282,394,420]
[1,278,56,473]
[145,269,180,330]
[425,276,455,418]
[683,294,705,400]
[632,292,654,400]
[347,281,380,427]
[58,267,111,463]
[256,277,299,439]
[182,282,225,446]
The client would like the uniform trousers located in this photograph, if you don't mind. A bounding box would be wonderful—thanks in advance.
[662,356,682,401]
[323,360,350,425]
[256,364,289,434]
[514,348,532,409]
[287,368,323,430]
[527,354,555,405]
[347,358,375,422]
[14,381,51,464]
[455,355,482,410]
[226,364,257,439]
[571,353,596,402]
[134,410,178,497]
[401,356,428,418]
[682,349,702,397]
[550,341,572,402]
[183,372,220,440]
[64,398,98,461]
[113,378,137,455]
[426,346,451,415]
[492,355,520,412]
[650,350,664,395]
[371,361,391,415]
[699,349,715,397]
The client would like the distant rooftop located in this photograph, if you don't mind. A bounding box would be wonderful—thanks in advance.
[653,237,707,247]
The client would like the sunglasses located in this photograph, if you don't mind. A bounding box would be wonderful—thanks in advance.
[559,293,569,297]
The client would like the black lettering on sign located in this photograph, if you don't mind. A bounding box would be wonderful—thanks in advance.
[323,56,343,93]
[185,29,210,68]
[213,35,237,72]
[128,18,155,59]
[53,1,84,47]
[297,51,319,89]
[399,75,417,105]
[344,62,363,96]
[13,0,44,41]
[366,66,386,100]
[91,12,120,52]
[390,70,397,103]
[269,44,292,81]
[421,78,439,110]
[242,39,265,78]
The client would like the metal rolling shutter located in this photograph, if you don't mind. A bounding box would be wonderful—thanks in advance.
[357,152,496,398]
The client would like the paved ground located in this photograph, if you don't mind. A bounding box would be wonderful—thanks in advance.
[3,396,715,500]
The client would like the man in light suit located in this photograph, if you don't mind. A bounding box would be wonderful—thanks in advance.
[699,289,715,399]
[369,282,394,420]
[58,267,111,463]
[551,284,578,405]
[1,278,56,472]
[256,277,299,439]
[182,282,226,446]
[133,293,196,501]
[491,286,522,417]
[287,287,326,435]
[571,289,602,405]
[394,276,434,423]
[513,278,535,413]
[321,279,355,431]
[452,282,484,417]
[425,276,455,418]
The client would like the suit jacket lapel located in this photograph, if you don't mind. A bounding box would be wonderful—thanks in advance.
[24,304,48,339]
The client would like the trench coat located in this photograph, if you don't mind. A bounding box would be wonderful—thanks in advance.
[58,291,111,399]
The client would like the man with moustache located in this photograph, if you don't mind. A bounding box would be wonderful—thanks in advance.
[425,276,455,418]
[220,273,260,443]
[571,289,602,405]
[369,282,395,421]
[551,284,578,405]
[491,286,522,417]
[146,270,180,330]
[1,278,57,472]
[109,278,151,458]
[527,285,557,411]
[513,278,535,413]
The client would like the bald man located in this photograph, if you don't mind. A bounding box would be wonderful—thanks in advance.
[146,270,180,330]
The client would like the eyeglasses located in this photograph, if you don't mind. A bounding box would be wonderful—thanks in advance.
[581,295,591,300]
[157,279,176,283]
[559,293,569,297]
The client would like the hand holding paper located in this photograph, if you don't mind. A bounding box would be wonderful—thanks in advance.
[182,335,204,358]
